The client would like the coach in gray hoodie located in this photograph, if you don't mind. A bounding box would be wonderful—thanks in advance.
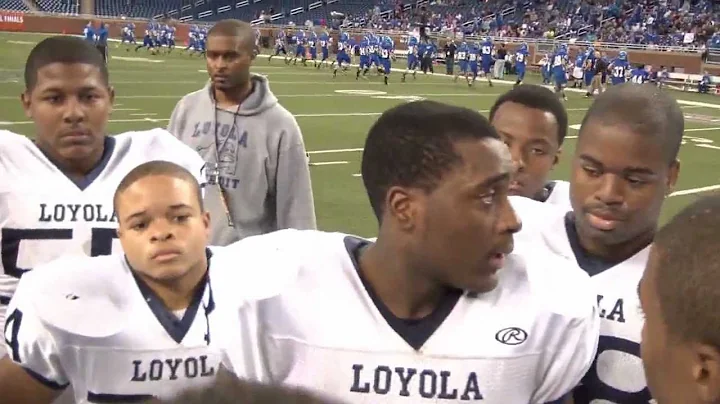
[167,19,316,246]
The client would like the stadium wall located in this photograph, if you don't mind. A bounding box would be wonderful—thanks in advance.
[0,10,715,75]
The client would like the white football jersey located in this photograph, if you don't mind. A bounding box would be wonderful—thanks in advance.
[544,180,571,211]
[512,197,652,403]
[0,129,206,357]
[2,247,277,403]
[221,229,600,404]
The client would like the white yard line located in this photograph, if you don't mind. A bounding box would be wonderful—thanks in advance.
[670,184,720,197]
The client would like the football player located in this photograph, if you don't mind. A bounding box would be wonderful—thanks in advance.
[222,101,600,403]
[0,36,206,359]
[551,44,569,100]
[639,194,720,404]
[512,83,683,403]
[0,162,277,403]
[479,37,494,87]
[489,85,569,210]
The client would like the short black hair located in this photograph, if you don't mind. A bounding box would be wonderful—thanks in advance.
[653,192,720,348]
[579,83,684,164]
[488,84,569,145]
[361,100,499,220]
[144,366,340,404]
[207,19,255,51]
[113,161,204,218]
[24,35,108,91]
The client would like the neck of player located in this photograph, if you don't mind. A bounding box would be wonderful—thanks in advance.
[579,223,655,263]
[43,141,106,182]
[139,256,209,311]
[360,240,452,320]
[213,80,252,108]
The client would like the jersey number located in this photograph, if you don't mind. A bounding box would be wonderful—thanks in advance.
[1,227,118,279]
[4,308,23,362]
[575,335,652,403]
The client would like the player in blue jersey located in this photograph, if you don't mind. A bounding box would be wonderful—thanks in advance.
[135,24,156,53]
[158,24,168,49]
[292,29,306,66]
[307,31,318,67]
[401,35,419,82]
[332,32,351,78]
[467,41,480,87]
[480,37,494,87]
[540,53,551,84]
[379,35,394,85]
[369,33,381,74]
[699,70,712,93]
[268,29,288,63]
[165,24,176,53]
[120,23,136,49]
[453,40,469,84]
[551,44,569,100]
[356,35,371,80]
[514,42,529,87]
[317,30,330,68]
[570,51,585,88]
[196,26,208,56]
[609,51,630,85]
[183,24,197,54]
[630,65,650,84]
[583,46,596,88]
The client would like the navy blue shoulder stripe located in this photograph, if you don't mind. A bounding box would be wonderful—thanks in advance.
[87,392,155,403]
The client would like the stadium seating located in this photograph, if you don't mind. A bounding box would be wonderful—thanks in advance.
[35,0,78,14]
[5,0,717,51]
[0,0,30,11]
[95,0,182,18]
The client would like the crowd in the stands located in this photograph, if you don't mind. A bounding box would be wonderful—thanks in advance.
[339,0,720,49]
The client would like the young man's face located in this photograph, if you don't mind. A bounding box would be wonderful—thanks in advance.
[403,137,521,294]
[569,120,678,249]
[206,34,254,91]
[22,62,114,164]
[116,175,210,284]
[491,101,561,199]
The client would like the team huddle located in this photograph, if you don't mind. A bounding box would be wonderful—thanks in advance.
[1,22,720,404]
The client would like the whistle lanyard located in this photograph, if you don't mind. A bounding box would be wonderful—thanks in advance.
[205,100,242,228]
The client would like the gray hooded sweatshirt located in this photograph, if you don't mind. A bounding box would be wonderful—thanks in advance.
[167,74,316,246]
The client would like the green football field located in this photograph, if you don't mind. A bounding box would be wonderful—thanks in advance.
[2,32,720,237]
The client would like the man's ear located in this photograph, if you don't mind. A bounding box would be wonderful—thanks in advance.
[20,91,32,118]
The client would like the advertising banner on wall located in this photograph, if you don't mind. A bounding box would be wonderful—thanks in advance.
[0,12,24,31]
